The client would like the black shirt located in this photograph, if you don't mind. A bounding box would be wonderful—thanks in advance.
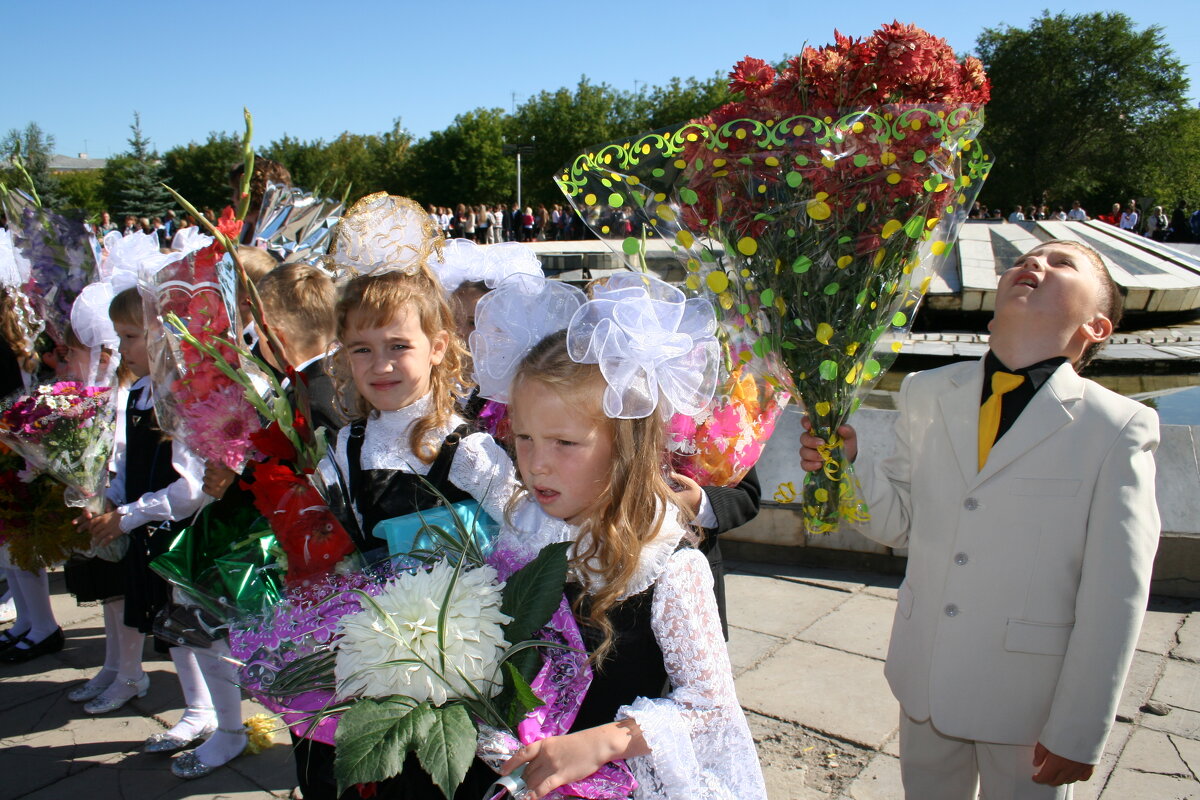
[981,351,1069,445]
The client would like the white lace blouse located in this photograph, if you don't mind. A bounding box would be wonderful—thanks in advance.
[492,498,768,800]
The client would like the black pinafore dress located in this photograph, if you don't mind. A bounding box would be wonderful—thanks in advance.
[120,385,181,636]
[292,419,498,800]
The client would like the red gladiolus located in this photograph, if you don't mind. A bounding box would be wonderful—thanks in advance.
[250,423,298,463]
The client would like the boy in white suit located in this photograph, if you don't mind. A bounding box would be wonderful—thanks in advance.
[800,240,1160,799]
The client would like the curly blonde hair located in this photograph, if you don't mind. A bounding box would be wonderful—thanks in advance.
[331,267,470,464]
[510,331,689,665]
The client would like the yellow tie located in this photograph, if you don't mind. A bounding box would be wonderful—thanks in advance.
[978,371,1025,470]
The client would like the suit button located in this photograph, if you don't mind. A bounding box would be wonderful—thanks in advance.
[944,604,959,617]
[963,497,979,511]
[954,552,969,566]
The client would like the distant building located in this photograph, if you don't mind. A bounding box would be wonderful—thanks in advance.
[47,153,107,172]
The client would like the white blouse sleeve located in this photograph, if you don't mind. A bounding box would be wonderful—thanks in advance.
[448,432,521,522]
[617,548,767,800]
[117,442,211,532]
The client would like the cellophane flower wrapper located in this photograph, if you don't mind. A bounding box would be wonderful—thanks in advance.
[0,444,85,570]
[250,181,344,264]
[0,188,100,346]
[0,381,118,515]
[557,25,991,529]
[141,233,264,472]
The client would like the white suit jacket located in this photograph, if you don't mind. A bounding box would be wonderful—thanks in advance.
[852,358,1160,764]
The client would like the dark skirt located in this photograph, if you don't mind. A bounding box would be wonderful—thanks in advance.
[63,555,125,604]
[121,523,173,634]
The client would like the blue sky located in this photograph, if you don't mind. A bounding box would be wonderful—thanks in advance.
[4,1,1196,159]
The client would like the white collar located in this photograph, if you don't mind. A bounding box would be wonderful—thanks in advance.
[497,497,690,601]
[370,392,434,432]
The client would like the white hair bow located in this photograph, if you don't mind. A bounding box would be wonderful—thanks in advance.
[470,274,586,403]
[567,273,719,419]
[0,229,24,288]
[428,239,543,295]
[100,231,181,291]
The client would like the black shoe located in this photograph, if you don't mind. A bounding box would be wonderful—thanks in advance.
[0,628,64,663]
[0,629,26,651]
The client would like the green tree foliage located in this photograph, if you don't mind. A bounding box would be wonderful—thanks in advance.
[1,122,60,207]
[1138,108,1200,209]
[975,11,1191,212]
[163,131,243,214]
[55,170,105,216]
[261,120,411,204]
[406,108,514,206]
[101,113,174,219]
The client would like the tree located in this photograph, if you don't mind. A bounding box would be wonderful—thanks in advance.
[1,122,60,207]
[975,12,1191,213]
[163,131,242,214]
[55,170,105,216]
[101,112,173,219]
[262,120,412,205]
[1137,108,1200,209]
[405,108,514,206]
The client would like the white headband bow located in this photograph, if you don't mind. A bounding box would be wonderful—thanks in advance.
[70,282,118,349]
[0,229,23,288]
[428,239,543,295]
[470,274,586,403]
[567,272,719,419]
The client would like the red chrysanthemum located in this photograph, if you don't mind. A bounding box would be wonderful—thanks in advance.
[729,56,777,99]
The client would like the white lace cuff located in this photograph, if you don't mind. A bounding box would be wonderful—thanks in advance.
[619,697,701,800]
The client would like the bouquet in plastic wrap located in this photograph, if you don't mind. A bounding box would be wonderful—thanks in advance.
[0,186,100,346]
[141,211,264,472]
[0,443,82,570]
[0,381,117,514]
[226,521,629,799]
[557,22,991,531]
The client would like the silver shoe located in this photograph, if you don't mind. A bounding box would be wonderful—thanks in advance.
[171,739,245,780]
[67,671,116,703]
[143,723,216,754]
[82,673,150,715]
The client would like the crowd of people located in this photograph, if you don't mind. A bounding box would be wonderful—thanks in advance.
[974,197,1200,242]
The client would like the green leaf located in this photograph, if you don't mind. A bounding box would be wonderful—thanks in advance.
[334,697,426,795]
[501,541,570,646]
[416,704,477,799]
[505,661,546,728]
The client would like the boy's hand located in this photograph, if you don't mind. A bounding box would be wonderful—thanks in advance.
[1032,742,1094,785]
[669,471,704,517]
[87,510,126,548]
[500,721,647,798]
[799,416,858,470]
[202,462,238,499]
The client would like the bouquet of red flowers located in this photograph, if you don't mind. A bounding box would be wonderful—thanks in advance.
[142,210,264,472]
[558,22,991,531]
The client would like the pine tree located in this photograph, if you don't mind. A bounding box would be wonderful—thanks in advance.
[107,112,173,219]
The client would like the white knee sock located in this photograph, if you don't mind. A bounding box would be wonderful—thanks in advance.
[113,621,146,683]
[168,647,215,739]
[7,567,56,642]
[3,567,30,637]
[192,640,246,766]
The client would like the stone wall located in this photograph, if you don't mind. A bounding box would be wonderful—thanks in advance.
[728,406,1200,597]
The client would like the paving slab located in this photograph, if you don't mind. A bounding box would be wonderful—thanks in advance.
[1172,734,1200,781]
[1082,721,1133,800]
[738,640,897,749]
[1140,704,1200,739]
[1154,659,1200,713]
[1177,615,1200,663]
[1138,609,1186,655]
[1115,727,1192,776]
[728,625,787,677]
[17,753,278,800]
[730,561,871,594]
[842,752,902,800]
[1117,650,1166,722]
[1100,768,1200,799]
[798,593,894,661]
[860,576,902,601]
[725,573,851,639]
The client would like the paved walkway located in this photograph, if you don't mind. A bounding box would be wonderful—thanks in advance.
[3,563,1199,799]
